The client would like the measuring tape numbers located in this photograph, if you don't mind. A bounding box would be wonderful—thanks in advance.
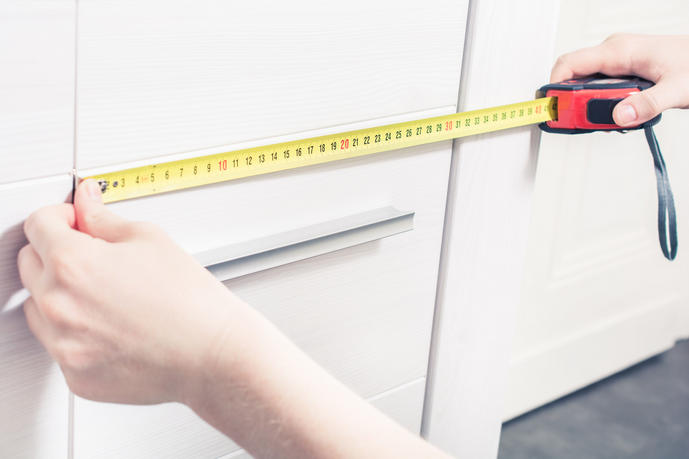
[86,97,557,204]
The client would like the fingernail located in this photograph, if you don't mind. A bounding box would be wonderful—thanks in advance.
[617,104,637,125]
[86,180,103,202]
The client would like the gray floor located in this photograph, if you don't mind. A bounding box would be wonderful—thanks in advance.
[497,339,689,459]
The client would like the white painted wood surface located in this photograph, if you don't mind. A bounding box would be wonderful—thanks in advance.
[503,0,689,421]
[0,0,75,184]
[76,0,468,170]
[0,175,73,458]
[422,1,561,457]
[216,377,427,459]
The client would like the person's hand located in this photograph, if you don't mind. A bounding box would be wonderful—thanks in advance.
[551,34,689,127]
[17,179,242,405]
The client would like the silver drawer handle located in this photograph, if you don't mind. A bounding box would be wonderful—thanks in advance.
[193,206,414,282]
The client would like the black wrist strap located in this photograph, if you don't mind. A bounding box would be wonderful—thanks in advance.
[644,122,678,260]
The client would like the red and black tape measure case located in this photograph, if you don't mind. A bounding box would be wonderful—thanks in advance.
[537,76,661,134]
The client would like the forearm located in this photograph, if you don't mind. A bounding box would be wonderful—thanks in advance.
[185,299,451,459]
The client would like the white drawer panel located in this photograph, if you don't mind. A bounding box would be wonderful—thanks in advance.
[76,0,468,170]
[74,133,451,458]
[74,378,427,459]
[74,401,234,459]
[0,1,75,184]
[0,176,73,458]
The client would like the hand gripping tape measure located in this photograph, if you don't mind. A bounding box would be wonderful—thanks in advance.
[86,76,677,261]
[537,76,676,261]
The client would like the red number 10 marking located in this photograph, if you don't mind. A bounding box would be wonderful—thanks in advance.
[218,159,227,171]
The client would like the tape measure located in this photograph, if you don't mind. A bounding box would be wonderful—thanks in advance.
[81,76,678,261]
[86,97,557,203]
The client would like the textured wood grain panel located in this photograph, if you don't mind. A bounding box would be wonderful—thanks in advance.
[0,175,73,458]
[76,0,468,170]
[422,1,561,458]
[73,114,454,458]
[0,0,75,184]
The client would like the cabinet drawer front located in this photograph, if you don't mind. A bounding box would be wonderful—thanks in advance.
[76,0,468,169]
[0,1,75,184]
[74,138,451,458]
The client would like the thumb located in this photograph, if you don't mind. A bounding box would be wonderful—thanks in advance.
[74,179,135,242]
[613,82,672,127]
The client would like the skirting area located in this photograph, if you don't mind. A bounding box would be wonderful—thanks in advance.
[498,339,689,459]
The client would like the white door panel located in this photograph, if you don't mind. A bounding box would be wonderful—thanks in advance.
[504,0,689,421]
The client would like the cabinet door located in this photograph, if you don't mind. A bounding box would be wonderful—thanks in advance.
[0,0,75,184]
[0,176,73,459]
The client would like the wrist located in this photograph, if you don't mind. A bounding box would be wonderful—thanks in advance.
[179,290,263,412]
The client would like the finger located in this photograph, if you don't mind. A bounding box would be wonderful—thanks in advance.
[75,179,136,242]
[551,47,604,83]
[24,204,82,261]
[23,296,53,349]
[551,43,632,83]
[17,244,44,294]
[613,79,677,126]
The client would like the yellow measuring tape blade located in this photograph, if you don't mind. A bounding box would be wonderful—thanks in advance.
[87,97,557,203]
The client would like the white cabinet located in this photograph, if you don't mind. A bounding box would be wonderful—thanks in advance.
[0,1,564,458]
